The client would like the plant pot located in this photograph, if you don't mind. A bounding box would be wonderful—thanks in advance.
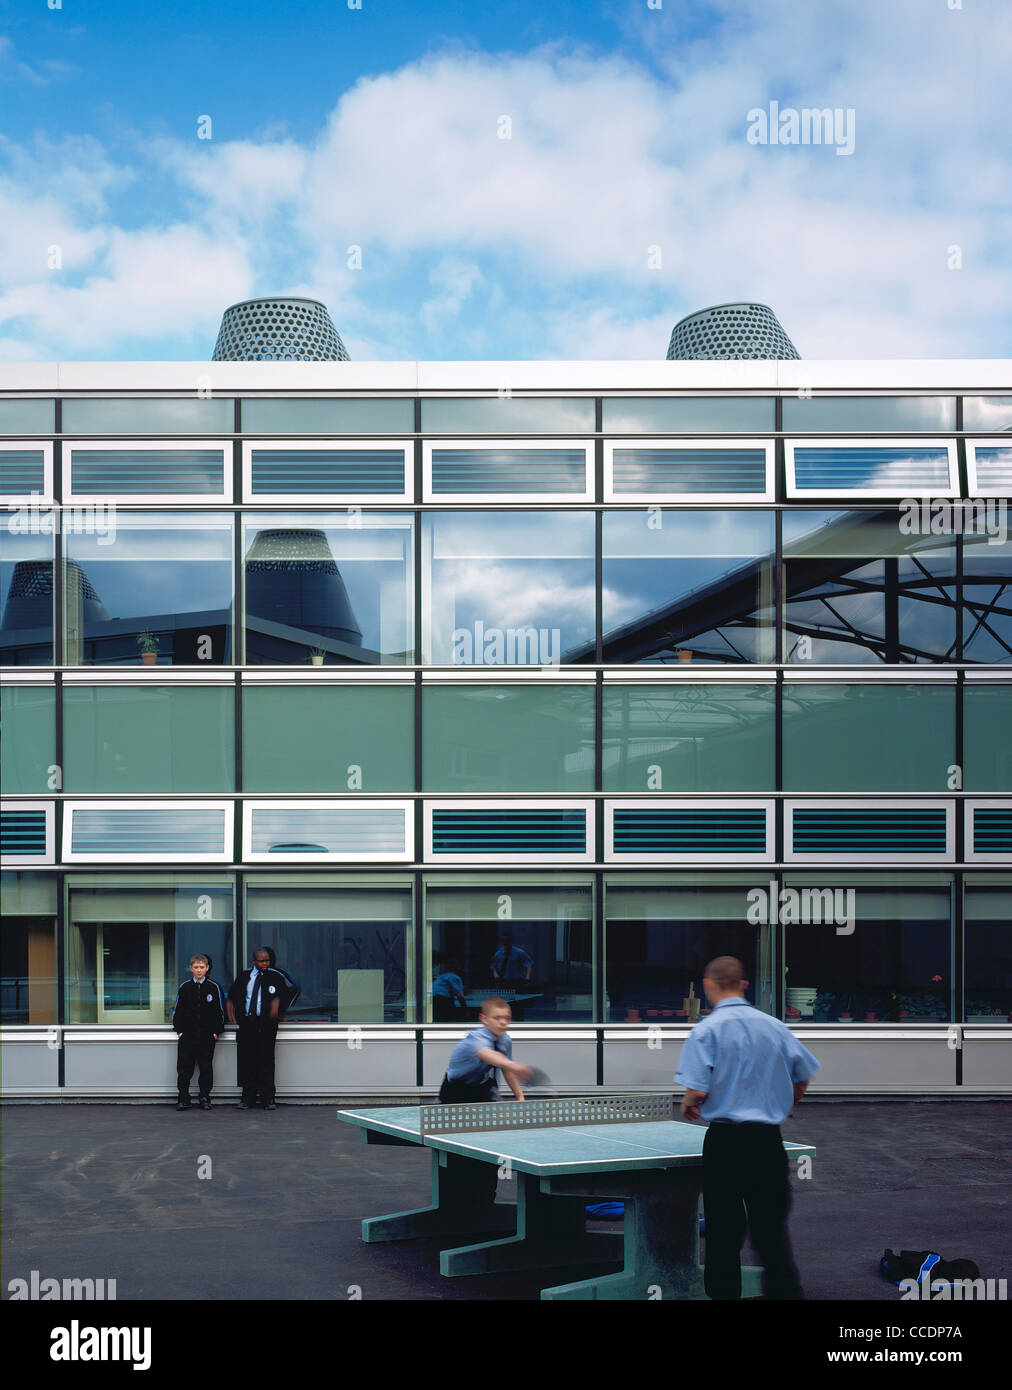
[814,1011,829,1022]
[310,654,325,666]
[141,651,158,665]
[676,648,693,663]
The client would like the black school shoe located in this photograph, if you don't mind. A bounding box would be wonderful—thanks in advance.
[176,1099,192,1111]
[199,1097,212,1110]
[264,1102,277,1111]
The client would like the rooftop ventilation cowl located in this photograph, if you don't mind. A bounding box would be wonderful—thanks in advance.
[212,297,350,362]
[667,302,800,360]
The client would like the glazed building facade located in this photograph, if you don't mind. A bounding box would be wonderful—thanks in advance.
[1,357,1010,1098]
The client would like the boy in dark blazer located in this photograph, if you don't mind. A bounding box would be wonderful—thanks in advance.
[172,954,225,1111]
[226,947,299,1110]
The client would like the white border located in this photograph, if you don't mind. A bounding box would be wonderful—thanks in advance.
[785,437,959,499]
[63,440,232,504]
[604,438,774,503]
[784,799,955,863]
[0,800,55,866]
[0,441,53,504]
[604,798,774,864]
[242,438,413,504]
[424,799,595,863]
[243,799,413,863]
[966,440,1012,498]
[423,438,594,503]
[62,799,233,862]
[965,800,1012,863]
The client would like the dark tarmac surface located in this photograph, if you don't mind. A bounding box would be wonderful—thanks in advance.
[2,1099,1009,1302]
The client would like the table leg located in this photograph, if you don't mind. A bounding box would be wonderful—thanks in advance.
[361,1151,515,1243]
[439,1170,624,1276]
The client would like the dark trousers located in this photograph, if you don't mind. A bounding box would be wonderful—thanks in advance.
[702,1122,804,1301]
[177,1032,216,1099]
[236,1018,279,1104]
[438,1074,499,1206]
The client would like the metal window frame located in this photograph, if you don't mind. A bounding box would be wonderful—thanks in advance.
[63,440,233,504]
[243,798,414,863]
[604,798,775,864]
[0,441,54,504]
[785,437,959,499]
[964,800,1012,863]
[424,798,595,864]
[784,799,955,863]
[62,799,233,863]
[422,438,594,503]
[0,799,56,866]
[966,440,1012,497]
[603,438,775,503]
[241,438,414,504]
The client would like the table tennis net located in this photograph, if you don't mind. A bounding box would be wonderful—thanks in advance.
[419,1093,672,1135]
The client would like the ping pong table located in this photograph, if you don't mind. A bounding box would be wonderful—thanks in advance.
[338,1095,815,1300]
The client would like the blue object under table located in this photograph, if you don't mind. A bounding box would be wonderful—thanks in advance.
[337,1096,815,1301]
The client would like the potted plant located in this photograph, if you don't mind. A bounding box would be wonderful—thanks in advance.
[675,648,693,663]
[310,647,326,666]
[137,631,159,666]
[812,991,836,1022]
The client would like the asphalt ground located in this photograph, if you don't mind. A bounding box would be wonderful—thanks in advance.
[3,1098,1008,1309]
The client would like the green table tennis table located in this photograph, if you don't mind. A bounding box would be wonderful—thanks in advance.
[337,1095,815,1300]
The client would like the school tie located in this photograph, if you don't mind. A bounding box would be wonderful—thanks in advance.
[249,971,263,1019]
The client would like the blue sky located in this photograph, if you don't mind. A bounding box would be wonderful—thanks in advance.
[1,0,1010,361]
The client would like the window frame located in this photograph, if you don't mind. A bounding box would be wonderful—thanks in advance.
[242,438,414,504]
[242,799,414,863]
[63,440,233,505]
[422,438,594,503]
[604,798,775,864]
[62,799,233,863]
[0,800,56,866]
[966,440,1012,497]
[603,438,775,503]
[784,799,955,864]
[785,437,959,500]
[964,801,1012,863]
[423,798,595,864]
[0,441,54,505]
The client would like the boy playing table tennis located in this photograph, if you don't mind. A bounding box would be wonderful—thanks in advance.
[439,998,533,1102]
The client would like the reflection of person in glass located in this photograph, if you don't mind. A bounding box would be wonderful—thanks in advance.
[490,930,534,1020]
[432,957,465,1022]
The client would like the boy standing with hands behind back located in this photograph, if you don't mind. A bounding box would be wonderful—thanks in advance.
[172,954,225,1111]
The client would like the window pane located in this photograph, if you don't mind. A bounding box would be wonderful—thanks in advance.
[604,878,772,1022]
[783,876,952,1022]
[64,512,234,665]
[783,684,954,792]
[63,686,234,793]
[603,684,774,791]
[609,446,768,496]
[248,446,406,497]
[963,531,1012,663]
[66,878,234,1024]
[782,396,955,432]
[424,511,594,665]
[422,397,594,433]
[602,510,775,664]
[423,684,595,792]
[245,878,413,1022]
[602,397,774,433]
[963,397,1012,431]
[1,871,57,1024]
[964,880,1012,1020]
[429,446,587,495]
[68,447,227,497]
[789,444,953,494]
[0,400,55,434]
[963,688,1012,789]
[244,685,413,791]
[0,522,54,665]
[241,398,414,434]
[243,511,413,664]
[61,399,235,433]
[425,879,593,1021]
[1,686,56,793]
[782,510,957,663]
[0,449,48,495]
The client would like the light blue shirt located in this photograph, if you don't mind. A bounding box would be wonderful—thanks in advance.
[245,968,267,1017]
[432,972,464,998]
[446,1024,512,1085]
[674,997,820,1125]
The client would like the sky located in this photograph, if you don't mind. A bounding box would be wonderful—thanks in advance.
[0,0,1009,362]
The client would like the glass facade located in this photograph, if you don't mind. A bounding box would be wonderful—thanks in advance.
[2,383,1009,1067]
